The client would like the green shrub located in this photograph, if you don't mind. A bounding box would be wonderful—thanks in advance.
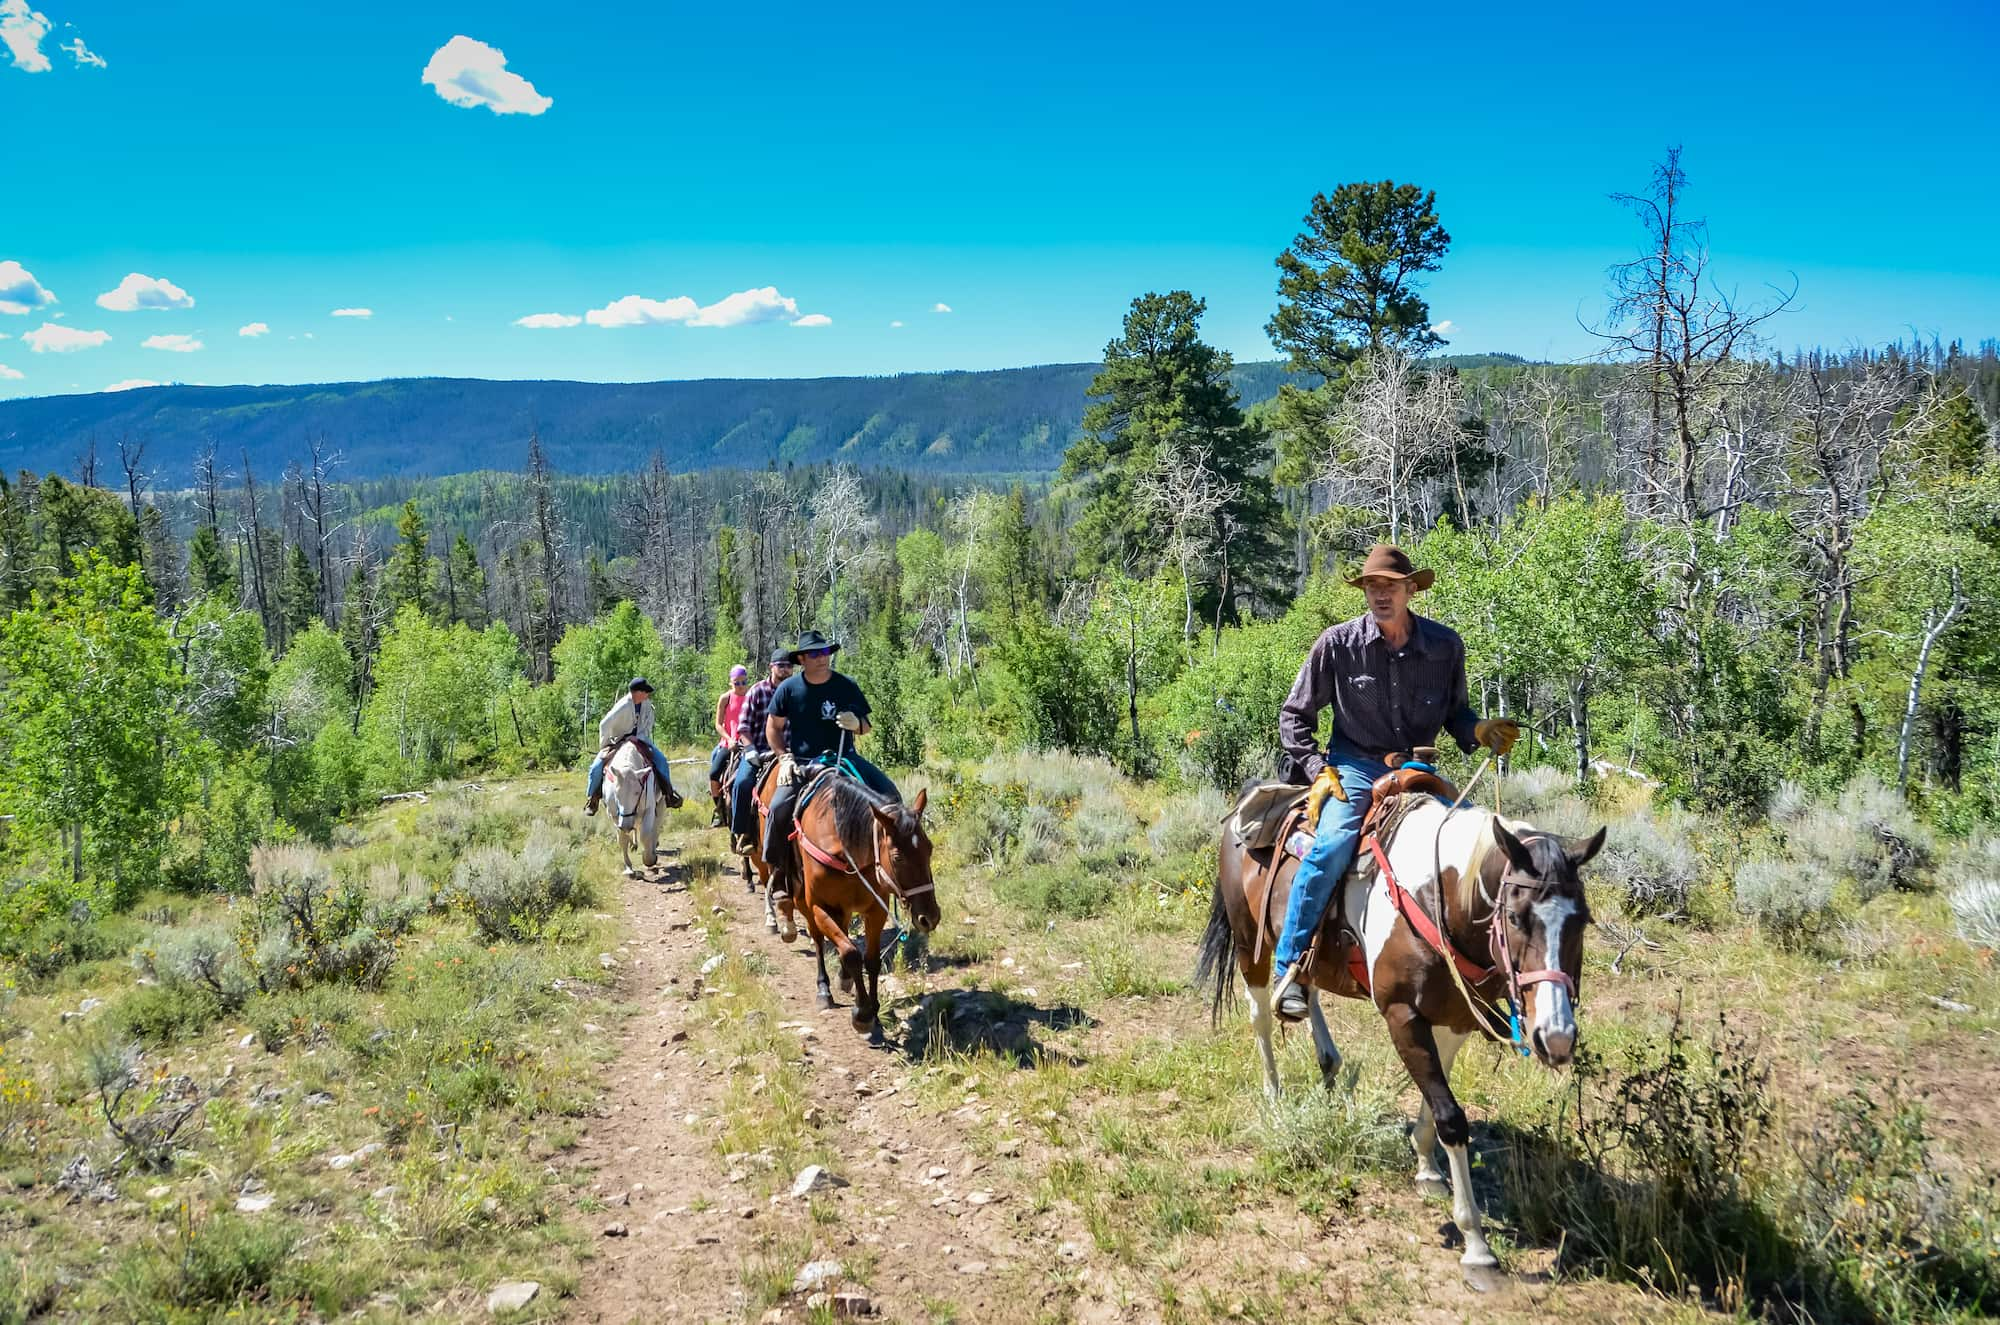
[0,889,136,981]
[1070,790,1140,863]
[117,1210,303,1310]
[1773,773,1933,903]
[451,823,586,942]
[1733,856,1835,947]
[248,983,366,1054]
[111,981,223,1043]
[1948,875,2000,950]
[1256,1065,1407,1191]
[996,861,1117,920]
[161,758,284,896]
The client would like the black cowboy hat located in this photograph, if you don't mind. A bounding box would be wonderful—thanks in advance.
[787,629,840,662]
[626,677,654,693]
[1345,544,1436,592]
[770,648,795,665]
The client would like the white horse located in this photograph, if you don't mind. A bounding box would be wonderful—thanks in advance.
[603,740,665,877]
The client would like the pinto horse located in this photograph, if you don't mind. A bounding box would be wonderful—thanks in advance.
[603,738,668,877]
[1196,793,1604,1279]
[765,765,939,1039]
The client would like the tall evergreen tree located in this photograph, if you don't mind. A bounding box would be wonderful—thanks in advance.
[387,499,432,615]
[443,531,488,628]
[280,543,319,642]
[187,523,233,599]
[1060,291,1288,617]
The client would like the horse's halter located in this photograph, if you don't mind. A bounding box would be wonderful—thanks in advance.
[1484,871,1579,1038]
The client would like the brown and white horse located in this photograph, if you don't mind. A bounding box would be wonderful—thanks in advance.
[1197,795,1604,1278]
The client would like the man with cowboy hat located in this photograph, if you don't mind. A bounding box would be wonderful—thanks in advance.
[1270,544,1519,1022]
[760,629,900,887]
[585,677,684,817]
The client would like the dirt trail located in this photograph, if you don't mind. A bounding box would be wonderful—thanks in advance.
[563,816,1695,1324]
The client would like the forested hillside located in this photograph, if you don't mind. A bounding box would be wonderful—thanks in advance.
[0,358,1313,479]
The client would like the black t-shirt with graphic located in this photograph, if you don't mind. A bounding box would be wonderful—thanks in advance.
[769,671,871,762]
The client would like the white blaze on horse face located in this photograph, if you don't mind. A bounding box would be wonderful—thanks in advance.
[1530,896,1578,1056]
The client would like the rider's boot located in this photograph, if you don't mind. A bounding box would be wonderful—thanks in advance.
[1273,963,1310,1023]
[709,795,726,829]
[584,792,600,817]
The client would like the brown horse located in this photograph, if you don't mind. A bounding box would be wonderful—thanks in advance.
[1196,793,1603,1281]
[761,764,939,1039]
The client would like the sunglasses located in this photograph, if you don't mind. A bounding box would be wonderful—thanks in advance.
[801,648,832,658]
[731,679,748,686]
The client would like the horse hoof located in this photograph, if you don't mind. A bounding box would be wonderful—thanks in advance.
[867,1024,887,1048]
[781,925,797,945]
[851,1011,873,1034]
[1460,1262,1504,1294]
[766,920,778,935]
[816,993,835,1011]
[1416,1177,1450,1201]
[622,868,638,879]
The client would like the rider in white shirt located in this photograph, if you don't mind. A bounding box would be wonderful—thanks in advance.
[585,677,683,815]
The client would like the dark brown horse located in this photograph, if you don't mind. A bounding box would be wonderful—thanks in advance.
[759,763,939,1039]
[1196,793,1603,1280]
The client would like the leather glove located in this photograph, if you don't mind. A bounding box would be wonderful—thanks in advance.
[1304,765,1345,829]
[1475,718,1521,756]
[835,710,861,733]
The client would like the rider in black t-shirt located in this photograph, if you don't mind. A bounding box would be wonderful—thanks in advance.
[761,629,900,887]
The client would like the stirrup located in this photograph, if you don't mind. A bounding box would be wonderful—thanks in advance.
[1272,964,1310,1021]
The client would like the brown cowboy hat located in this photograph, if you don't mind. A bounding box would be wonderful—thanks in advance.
[1345,544,1436,591]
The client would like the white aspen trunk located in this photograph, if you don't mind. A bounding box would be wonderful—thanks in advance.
[1898,569,1966,792]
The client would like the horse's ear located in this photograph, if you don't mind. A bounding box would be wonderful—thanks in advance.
[1569,826,1608,869]
[871,804,899,832]
[910,787,927,818]
[1491,818,1536,874]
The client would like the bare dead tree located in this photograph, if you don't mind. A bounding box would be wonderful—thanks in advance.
[1316,346,1463,544]
[74,435,98,488]
[737,473,799,661]
[1136,440,1237,644]
[806,465,875,637]
[299,434,344,625]
[1898,566,1967,792]
[193,439,224,530]
[240,451,274,643]
[522,432,568,683]
[115,435,149,518]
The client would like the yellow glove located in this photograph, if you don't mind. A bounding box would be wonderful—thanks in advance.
[1304,764,1345,827]
[1475,719,1521,756]
[835,710,862,733]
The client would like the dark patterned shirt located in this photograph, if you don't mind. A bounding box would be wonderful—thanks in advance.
[738,678,780,752]
[1279,612,1480,780]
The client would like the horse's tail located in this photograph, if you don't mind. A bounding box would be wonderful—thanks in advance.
[1192,871,1237,1029]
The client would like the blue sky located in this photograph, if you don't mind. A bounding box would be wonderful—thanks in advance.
[3,1,1995,399]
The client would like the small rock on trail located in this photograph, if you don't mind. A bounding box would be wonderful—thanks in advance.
[485,1281,541,1314]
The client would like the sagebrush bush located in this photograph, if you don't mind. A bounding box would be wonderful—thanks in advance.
[451,823,586,942]
[976,748,1116,808]
[1146,787,1227,859]
[1,898,136,981]
[1733,856,1834,947]
[1070,788,1140,862]
[1016,804,1062,865]
[134,925,253,1012]
[1776,774,1933,903]
[1595,807,1701,917]
[241,846,413,991]
[1948,876,2000,950]
[1256,1066,1407,1189]
[112,982,223,1043]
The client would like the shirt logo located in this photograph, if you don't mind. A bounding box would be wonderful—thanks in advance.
[1349,674,1378,690]
[821,700,838,720]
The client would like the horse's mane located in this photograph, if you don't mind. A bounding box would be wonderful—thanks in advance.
[820,773,919,860]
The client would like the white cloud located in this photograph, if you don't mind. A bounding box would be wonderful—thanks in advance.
[586,294,699,328]
[330,307,372,318]
[932,302,952,314]
[890,320,903,328]
[238,321,269,337]
[1430,320,1455,337]
[0,362,22,380]
[514,311,581,329]
[58,34,99,67]
[422,35,552,116]
[97,272,195,311]
[791,313,832,328]
[23,322,108,352]
[0,260,56,314]
[687,286,798,328]
[142,332,202,352]
[102,379,160,393]
[1,0,50,73]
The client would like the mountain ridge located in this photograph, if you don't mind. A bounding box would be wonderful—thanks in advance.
[0,355,1528,480]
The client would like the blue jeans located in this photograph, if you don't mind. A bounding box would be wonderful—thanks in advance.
[1273,748,1391,971]
[730,748,765,838]
[588,742,674,801]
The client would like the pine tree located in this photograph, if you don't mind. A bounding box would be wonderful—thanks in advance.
[280,543,319,642]
[444,531,488,628]
[1060,291,1287,617]
[187,523,234,599]
[387,499,431,615]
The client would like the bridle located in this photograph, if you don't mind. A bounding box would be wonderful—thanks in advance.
[605,737,655,830]
[789,795,935,920]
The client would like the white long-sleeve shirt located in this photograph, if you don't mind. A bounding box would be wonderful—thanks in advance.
[598,695,655,750]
